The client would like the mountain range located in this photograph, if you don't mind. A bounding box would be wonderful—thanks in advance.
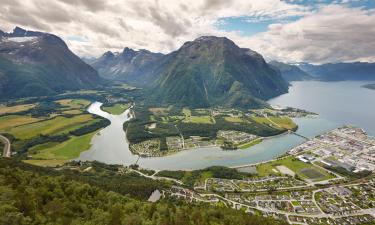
[269,61,313,81]
[91,48,164,86]
[0,27,101,98]
[92,36,289,108]
[3,27,375,107]
[298,62,375,81]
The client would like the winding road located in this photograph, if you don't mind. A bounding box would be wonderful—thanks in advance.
[0,134,11,157]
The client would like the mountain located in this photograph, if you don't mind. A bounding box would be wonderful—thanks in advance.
[298,62,375,81]
[0,27,101,98]
[150,36,289,108]
[91,48,164,86]
[269,61,313,81]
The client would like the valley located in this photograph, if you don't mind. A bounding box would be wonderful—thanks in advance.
[1,25,375,225]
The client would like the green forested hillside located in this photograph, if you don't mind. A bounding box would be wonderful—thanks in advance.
[0,159,287,225]
[150,36,288,108]
[0,27,101,99]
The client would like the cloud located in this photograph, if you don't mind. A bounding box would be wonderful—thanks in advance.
[0,0,374,64]
[245,4,375,63]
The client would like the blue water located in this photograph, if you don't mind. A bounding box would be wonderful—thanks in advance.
[269,81,375,136]
[79,81,374,170]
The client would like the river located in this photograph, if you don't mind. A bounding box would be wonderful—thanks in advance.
[78,81,375,170]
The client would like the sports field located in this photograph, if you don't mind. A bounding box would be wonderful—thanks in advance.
[256,156,335,181]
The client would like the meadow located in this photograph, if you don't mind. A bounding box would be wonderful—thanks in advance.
[102,103,130,115]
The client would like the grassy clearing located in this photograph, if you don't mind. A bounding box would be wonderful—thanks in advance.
[252,116,296,130]
[238,138,262,149]
[256,156,334,181]
[8,114,95,139]
[30,131,96,160]
[268,116,297,130]
[0,103,36,115]
[56,99,90,109]
[224,116,244,123]
[149,107,169,116]
[182,108,191,117]
[23,159,67,167]
[183,116,214,124]
[102,103,130,115]
[0,115,41,131]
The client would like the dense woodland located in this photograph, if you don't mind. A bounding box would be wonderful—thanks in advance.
[0,159,287,225]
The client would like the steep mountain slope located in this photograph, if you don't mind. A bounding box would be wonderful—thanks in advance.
[150,36,289,108]
[269,61,313,81]
[91,48,164,86]
[0,27,101,98]
[298,62,375,81]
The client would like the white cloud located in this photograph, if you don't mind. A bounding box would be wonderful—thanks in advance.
[245,4,375,63]
[0,0,374,64]
[0,0,306,57]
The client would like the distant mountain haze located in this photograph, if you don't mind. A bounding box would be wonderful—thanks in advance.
[0,27,101,98]
[269,61,313,81]
[298,62,375,81]
[91,48,164,86]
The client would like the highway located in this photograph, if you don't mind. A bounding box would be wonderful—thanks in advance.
[0,134,11,157]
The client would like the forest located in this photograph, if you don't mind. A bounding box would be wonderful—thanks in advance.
[0,159,287,225]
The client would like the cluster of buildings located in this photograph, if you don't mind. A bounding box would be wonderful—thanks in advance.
[290,126,375,174]
[217,130,259,146]
[201,176,306,193]
[314,127,375,172]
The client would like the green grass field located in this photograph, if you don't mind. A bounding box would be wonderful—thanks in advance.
[268,116,297,130]
[29,131,96,160]
[102,103,130,115]
[256,156,335,181]
[224,116,244,123]
[0,115,41,131]
[183,116,214,124]
[251,116,297,130]
[8,114,96,139]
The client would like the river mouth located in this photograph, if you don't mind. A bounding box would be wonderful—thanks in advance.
[78,101,338,170]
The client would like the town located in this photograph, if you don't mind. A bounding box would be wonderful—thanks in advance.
[162,126,375,224]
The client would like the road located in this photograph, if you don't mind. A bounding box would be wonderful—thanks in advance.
[0,134,11,157]
[130,169,184,185]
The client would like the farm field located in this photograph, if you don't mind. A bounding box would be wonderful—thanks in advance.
[183,115,214,124]
[0,103,36,115]
[0,115,41,130]
[56,99,91,110]
[102,103,130,115]
[8,114,97,139]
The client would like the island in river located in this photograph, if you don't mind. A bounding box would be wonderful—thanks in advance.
[123,105,314,157]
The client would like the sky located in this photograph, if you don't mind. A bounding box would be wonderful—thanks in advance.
[1,0,375,64]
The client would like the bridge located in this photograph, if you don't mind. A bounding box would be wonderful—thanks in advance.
[289,130,310,140]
